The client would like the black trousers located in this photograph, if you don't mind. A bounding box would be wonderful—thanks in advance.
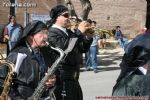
[54,80,83,100]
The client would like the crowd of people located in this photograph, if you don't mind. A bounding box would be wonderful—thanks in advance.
[0,4,150,100]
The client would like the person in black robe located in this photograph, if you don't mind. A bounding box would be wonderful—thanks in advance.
[42,5,93,100]
[0,20,56,100]
[112,30,150,99]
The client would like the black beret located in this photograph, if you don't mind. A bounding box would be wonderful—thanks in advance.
[22,20,47,39]
[50,5,68,19]
[47,5,68,27]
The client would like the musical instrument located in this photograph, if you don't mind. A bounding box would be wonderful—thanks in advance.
[30,42,64,100]
[0,53,15,100]
[93,28,113,36]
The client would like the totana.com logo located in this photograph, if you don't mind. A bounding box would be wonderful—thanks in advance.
[2,0,37,8]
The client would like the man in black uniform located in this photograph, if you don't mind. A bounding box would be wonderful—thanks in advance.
[42,5,93,100]
[0,20,56,100]
[112,30,150,99]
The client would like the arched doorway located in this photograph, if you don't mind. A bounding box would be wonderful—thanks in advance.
[146,0,150,29]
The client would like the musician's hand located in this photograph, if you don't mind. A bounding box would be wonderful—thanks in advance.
[45,75,56,88]
[78,21,91,33]
[86,27,95,37]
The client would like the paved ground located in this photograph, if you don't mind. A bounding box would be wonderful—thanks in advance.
[79,48,124,100]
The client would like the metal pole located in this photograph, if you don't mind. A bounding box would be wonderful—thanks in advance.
[24,0,29,27]
[24,5,27,27]
[10,0,15,16]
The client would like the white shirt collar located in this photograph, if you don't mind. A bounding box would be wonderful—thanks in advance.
[52,24,68,36]
[138,66,147,75]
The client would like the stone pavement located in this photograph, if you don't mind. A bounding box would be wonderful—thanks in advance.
[79,48,124,100]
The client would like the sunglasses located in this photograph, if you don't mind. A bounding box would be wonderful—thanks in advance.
[61,13,70,18]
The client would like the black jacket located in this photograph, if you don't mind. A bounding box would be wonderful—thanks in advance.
[41,27,92,100]
[0,43,47,99]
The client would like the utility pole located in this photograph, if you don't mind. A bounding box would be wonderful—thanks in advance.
[10,0,15,16]
[24,0,29,27]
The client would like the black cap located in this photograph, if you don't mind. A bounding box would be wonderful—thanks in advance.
[47,5,68,27]
[50,5,68,19]
[22,20,47,39]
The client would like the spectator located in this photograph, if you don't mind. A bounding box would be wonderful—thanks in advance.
[4,15,23,53]
[98,31,107,49]
[114,26,128,49]
[85,21,100,73]
[112,28,116,37]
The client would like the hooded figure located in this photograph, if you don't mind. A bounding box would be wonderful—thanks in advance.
[41,4,93,100]
[112,32,150,98]
[0,20,56,100]
[13,20,47,48]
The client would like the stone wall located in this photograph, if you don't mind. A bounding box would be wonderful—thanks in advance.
[72,0,147,38]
